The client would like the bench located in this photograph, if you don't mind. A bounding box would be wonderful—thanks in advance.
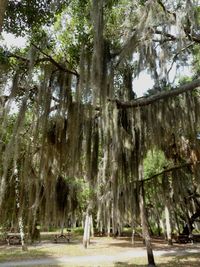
[176,234,189,243]
[54,232,71,243]
[176,234,200,244]
[6,234,21,245]
[191,234,200,243]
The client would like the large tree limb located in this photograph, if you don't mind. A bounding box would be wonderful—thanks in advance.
[143,162,192,184]
[109,79,200,109]
[128,162,194,186]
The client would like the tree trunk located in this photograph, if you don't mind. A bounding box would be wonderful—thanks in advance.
[159,218,167,239]
[131,220,136,245]
[61,217,65,235]
[118,223,122,237]
[173,210,181,234]
[83,212,90,248]
[139,164,156,267]
[90,214,94,238]
[156,216,161,236]
[0,0,8,33]
[18,216,27,251]
[165,204,173,245]
[72,212,77,228]
[107,216,111,237]
[99,220,103,235]
[14,166,27,251]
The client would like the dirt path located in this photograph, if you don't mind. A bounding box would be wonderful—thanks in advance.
[0,245,200,267]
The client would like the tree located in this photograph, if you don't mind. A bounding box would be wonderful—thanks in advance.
[1,0,200,265]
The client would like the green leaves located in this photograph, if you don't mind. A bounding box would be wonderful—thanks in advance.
[144,149,169,180]
[4,0,67,36]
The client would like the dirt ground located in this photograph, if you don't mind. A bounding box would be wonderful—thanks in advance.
[0,236,200,267]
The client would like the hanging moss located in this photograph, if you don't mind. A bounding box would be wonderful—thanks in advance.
[56,176,69,213]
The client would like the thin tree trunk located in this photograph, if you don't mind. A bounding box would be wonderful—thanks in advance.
[174,211,181,234]
[139,164,156,267]
[99,220,103,235]
[83,212,90,248]
[14,166,27,251]
[18,216,27,250]
[61,217,65,235]
[112,165,119,237]
[107,215,111,237]
[118,223,121,237]
[156,215,161,236]
[131,220,136,245]
[72,212,76,228]
[165,204,173,245]
[90,214,94,238]
[159,218,167,239]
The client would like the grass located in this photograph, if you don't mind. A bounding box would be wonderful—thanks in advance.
[0,246,47,262]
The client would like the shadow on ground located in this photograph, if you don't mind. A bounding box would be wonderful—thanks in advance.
[114,253,200,267]
[0,244,61,267]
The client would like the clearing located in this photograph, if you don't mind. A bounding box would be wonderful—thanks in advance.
[0,235,200,266]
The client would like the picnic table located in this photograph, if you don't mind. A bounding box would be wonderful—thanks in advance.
[6,233,21,245]
[177,233,200,243]
[54,231,71,243]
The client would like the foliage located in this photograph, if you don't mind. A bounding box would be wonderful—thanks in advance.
[144,149,169,180]
[4,0,68,36]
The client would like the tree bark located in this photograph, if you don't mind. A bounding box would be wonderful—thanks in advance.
[0,0,8,33]
[174,211,181,234]
[139,164,156,267]
[90,214,94,238]
[14,166,28,251]
[83,212,90,248]
[161,171,173,245]
[61,217,65,235]
[159,218,167,239]
[156,215,161,236]
[107,216,111,237]
[165,204,173,245]
[131,220,136,245]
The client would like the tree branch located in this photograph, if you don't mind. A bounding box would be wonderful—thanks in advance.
[109,79,200,108]
[155,27,200,45]
[156,0,176,19]
[167,42,194,77]
[7,49,79,78]
[7,53,28,63]
[184,28,200,44]
[31,43,79,77]
[154,30,177,41]
[143,162,192,183]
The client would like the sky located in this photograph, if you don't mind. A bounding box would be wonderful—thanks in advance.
[2,32,27,49]
[133,64,193,97]
[1,32,193,98]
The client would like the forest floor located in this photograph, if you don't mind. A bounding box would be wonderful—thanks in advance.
[0,235,200,266]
